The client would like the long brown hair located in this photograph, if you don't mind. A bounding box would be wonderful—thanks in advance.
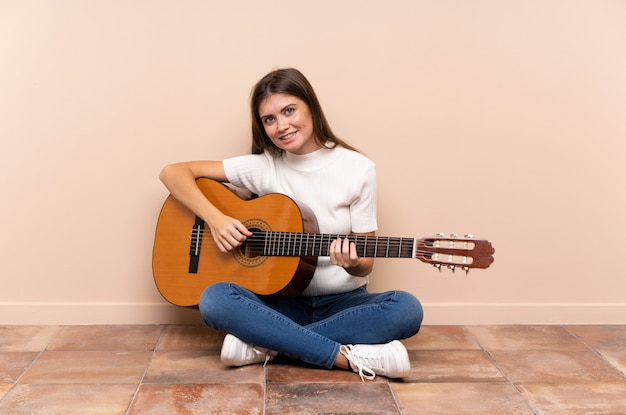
[249,68,359,156]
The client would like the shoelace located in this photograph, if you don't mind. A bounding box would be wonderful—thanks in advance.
[250,346,274,367]
[340,345,377,382]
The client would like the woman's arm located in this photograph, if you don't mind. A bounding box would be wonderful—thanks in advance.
[159,161,252,252]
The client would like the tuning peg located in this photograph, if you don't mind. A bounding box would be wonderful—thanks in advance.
[463,266,470,275]
[433,263,442,272]
[450,233,458,238]
[464,234,474,238]
[448,265,456,273]
[437,232,445,237]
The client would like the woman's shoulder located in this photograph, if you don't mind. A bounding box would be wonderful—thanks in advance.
[334,145,375,168]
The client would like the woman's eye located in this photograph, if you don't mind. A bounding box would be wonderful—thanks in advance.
[263,116,274,124]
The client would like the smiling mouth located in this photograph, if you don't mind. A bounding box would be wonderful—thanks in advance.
[279,131,297,140]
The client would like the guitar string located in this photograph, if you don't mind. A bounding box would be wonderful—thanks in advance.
[193,230,474,248]
[193,232,416,250]
[190,231,474,260]
[192,232,474,248]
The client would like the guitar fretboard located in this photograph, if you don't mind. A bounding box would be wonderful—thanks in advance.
[245,232,416,258]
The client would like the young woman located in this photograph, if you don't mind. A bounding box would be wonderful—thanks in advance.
[159,68,423,380]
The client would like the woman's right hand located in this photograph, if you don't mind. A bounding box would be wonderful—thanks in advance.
[160,160,252,252]
[207,212,253,253]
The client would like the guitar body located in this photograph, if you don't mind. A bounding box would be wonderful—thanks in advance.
[152,178,319,306]
[153,179,495,307]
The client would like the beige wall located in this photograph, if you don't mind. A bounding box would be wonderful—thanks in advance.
[1,0,625,325]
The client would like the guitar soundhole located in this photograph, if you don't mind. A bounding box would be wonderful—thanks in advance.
[233,219,270,268]
[240,228,263,258]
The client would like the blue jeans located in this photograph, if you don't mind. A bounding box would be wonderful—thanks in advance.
[199,283,423,369]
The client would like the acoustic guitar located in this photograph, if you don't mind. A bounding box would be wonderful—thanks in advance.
[153,178,495,306]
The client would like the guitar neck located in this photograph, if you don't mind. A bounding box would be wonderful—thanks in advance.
[247,232,416,258]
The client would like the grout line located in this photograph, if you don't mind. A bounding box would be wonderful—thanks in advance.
[124,324,167,415]
[563,325,626,378]
[1,325,66,403]
[386,378,403,415]
[262,361,267,415]
[463,325,540,415]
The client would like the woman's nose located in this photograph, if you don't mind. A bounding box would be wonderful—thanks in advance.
[276,116,289,131]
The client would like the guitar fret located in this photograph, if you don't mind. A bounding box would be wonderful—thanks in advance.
[271,232,276,256]
[261,232,417,258]
[288,232,292,256]
[276,232,285,255]
[270,232,276,256]
[298,234,304,256]
[294,232,298,256]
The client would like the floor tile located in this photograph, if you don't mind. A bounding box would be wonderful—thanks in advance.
[266,357,373,383]
[518,382,626,415]
[404,350,505,382]
[266,382,398,414]
[0,383,12,399]
[0,351,39,383]
[156,324,224,351]
[47,325,164,351]
[488,349,625,384]
[0,383,136,415]
[467,325,588,351]
[19,350,152,384]
[403,325,480,350]
[0,325,62,351]
[144,350,264,384]
[392,382,534,415]
[1,324,624,414]
[128,383,263,415]
[597,347,626,376]
[568,325,626,349]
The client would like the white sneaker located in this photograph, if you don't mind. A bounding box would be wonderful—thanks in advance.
[340,340,411,381]
[220,334,278,366]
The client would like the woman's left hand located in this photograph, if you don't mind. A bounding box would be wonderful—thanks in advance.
[329,237,359,269]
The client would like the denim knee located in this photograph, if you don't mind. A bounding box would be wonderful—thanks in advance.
[198,282,232,329]
[396,290,424,338]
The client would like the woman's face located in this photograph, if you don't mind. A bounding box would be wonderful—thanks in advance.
[257,93,321,155]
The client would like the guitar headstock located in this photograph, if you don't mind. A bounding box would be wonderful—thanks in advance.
[416,233,494,274]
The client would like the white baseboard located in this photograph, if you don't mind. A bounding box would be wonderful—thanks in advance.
[422,302,626,325]
[1,302,625,325]
[0,302,204,325]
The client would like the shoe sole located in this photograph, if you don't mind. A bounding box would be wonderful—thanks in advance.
[387,340,411,378]
[221,333,244,366]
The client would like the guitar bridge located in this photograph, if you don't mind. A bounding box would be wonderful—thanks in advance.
[188,216,204,273]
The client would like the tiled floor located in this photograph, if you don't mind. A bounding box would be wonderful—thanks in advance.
[1,325,625,414]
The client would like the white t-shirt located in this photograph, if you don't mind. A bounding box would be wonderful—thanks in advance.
[223,145,378,296]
